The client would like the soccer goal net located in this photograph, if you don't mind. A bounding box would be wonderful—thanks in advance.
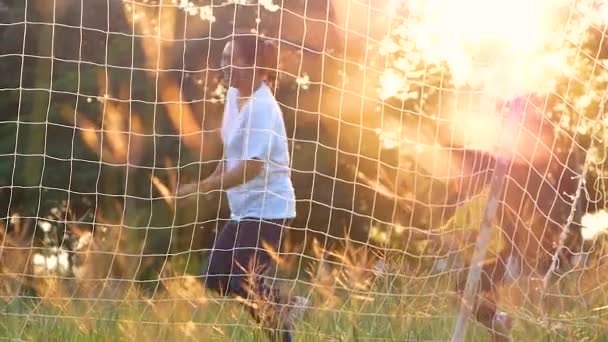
[1,0,607,340]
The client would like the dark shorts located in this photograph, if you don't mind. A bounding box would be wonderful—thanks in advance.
[203,217,292,297]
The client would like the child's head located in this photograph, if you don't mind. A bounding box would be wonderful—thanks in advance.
[220,33,278,89]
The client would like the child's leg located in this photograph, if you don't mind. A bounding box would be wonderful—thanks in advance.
[204,218,298,341]
[228,219,287,321]
[203,220,238,295]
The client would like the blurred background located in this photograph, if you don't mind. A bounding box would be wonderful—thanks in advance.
[1,0,608,340]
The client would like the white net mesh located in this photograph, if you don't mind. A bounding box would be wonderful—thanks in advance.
[1,0,608,340]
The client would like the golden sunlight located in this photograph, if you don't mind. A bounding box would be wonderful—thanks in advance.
[380,0,605,98]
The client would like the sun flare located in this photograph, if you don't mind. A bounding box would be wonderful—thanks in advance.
[380,0,607,98]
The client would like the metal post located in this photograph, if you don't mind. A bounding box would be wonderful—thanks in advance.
[451,96,525,342]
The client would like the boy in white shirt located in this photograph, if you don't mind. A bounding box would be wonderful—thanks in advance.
[179,33,308,341]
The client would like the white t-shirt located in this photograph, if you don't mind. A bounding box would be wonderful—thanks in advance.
[221,84,296,220]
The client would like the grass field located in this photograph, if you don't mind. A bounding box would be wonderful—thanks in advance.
[2,270,608,342]
[3,195,608,341]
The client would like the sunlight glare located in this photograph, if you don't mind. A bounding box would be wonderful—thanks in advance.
[380,0,606,98]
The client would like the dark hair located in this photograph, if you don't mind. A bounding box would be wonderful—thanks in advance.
[232,33,279,85]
